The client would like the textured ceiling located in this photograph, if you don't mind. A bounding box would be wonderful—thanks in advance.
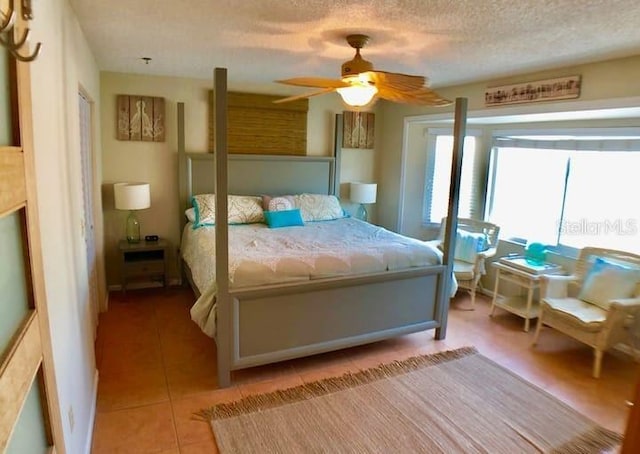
[69,0,640,94]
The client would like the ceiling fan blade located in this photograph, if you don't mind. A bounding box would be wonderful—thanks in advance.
[273,87,336,104]
[377,86,452,106]
[365,71,427,91]
[276,77,349,89]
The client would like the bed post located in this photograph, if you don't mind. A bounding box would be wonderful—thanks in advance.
[213,68,232,387]
[177,102,188,286]
[435,97,468,340]
[177,103,188,233]
[333,114,343,196]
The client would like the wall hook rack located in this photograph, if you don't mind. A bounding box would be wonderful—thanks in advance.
[0,0,42,62]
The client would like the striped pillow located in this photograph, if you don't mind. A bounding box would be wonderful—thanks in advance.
[454,231,488,263]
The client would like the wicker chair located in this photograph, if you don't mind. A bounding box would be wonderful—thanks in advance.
[532,247,640,378]
[434,218,500,309]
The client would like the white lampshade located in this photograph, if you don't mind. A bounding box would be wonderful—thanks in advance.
[114,183,151,210]
[350,182,377,204]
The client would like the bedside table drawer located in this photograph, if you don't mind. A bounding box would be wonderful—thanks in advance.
[119,239,170,292]
[124,260,164,276]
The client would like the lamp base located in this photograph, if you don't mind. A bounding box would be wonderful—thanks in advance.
[126,211,141,243]
[355,204,368,222]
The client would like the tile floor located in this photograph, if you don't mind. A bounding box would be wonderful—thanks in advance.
[91,287,638,453]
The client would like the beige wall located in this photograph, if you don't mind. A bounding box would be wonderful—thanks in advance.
[101,73,381,286]
[30,0,103,452]
[377,54,640,232]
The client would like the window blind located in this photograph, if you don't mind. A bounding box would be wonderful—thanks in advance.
[493,137,640,152]
[422,129,483,224]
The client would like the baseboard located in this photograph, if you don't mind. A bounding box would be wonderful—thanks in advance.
[107,282,162,292]
[84,369,99,454]
[107,278,181,292]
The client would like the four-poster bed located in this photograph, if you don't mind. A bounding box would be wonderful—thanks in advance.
[177,68,467,387]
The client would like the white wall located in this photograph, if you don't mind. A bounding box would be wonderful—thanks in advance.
[100,73,381,286]
[30,1,102,452]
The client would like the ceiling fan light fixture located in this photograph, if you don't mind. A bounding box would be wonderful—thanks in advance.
[274,33,450,107]
[337,84,378,107]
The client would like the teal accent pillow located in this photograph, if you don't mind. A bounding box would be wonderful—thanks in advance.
[263,209,305,228]
[578,257,640,309]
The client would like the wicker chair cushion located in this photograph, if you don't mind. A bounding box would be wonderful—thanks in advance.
[543,297,607,331]
[452,260,475,281]
[578,257,640,310]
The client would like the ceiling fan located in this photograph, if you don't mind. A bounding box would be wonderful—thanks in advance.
[274,34,452,108]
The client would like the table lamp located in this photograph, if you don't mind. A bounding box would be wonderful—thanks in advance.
[114,182,151,243]
[350,182,377,222]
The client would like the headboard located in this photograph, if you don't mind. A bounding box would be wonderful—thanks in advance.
[180,153,335,207]
[177,102,339,232]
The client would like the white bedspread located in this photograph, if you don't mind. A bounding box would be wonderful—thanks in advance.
[181,218,453,337]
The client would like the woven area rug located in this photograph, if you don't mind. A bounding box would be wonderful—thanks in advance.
[199,347,622,453]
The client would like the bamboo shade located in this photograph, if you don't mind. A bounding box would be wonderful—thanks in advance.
[209,92,308,155]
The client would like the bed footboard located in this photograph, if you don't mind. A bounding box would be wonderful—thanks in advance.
[221,266,446,375]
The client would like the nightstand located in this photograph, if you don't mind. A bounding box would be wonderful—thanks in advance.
[118,239,169,292]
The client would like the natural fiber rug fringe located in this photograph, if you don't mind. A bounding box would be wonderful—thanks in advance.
[550,426,622,453]
[197,346,477,421]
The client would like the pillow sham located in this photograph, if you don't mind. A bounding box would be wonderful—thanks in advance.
[294,193,345,222]
[191,194,264,228]
[263,209,305,228]
[578,257,640,310]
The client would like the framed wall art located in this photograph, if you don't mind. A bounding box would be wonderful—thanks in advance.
[343,111,375,149]
[485,76,581,107]
[117,95,165,142]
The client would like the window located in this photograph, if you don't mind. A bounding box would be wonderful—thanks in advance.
[486,130,640,254]
[423,130,480,224]
[487,146,568,244]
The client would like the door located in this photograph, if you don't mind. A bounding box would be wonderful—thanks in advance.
[78,90,98,337]
[0,37,65,454]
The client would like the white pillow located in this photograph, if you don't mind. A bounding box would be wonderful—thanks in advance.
[293,194,345,222]
[578,257,640,310]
